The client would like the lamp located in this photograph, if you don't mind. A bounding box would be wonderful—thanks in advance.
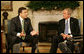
[2,11,9,34]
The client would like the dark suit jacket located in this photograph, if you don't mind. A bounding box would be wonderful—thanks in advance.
[10,16,33,36]
[8,16,33,45]
[58,17,80,37]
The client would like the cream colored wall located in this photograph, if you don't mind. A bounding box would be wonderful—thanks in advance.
[1,1,30,26]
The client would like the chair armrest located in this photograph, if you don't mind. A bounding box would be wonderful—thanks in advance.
[73,35,83,42]
[74,36,83,39]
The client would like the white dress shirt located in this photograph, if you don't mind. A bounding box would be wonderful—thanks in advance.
[16,16,24,37]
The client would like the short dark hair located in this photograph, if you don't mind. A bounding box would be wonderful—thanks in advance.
[18,7,27,15]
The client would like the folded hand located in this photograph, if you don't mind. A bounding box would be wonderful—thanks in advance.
[30,30,38,36]
[20,31,26,37]
[61,33,67,39]
[66,34,71,38]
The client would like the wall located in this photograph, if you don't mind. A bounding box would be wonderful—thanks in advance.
[1,1,30,25]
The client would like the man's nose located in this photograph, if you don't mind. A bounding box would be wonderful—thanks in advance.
[26,13,28,15]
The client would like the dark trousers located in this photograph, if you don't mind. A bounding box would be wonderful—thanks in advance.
[6,35,38,53]
[50,35,74,53]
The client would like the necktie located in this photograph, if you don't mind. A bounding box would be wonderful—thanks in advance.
[64,20,68,34]
[21,19,25,40]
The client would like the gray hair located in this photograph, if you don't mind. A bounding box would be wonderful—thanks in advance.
[63,8,72,15]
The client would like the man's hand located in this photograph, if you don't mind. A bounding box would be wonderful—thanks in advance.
[61,33,72,39]
[30,30,38,36]
[61,33,67,39]
[66,34,72,38]
[20,31,26,37]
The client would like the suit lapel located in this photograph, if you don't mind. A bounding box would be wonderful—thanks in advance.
[70,17,73,33]
[63,19,65,32]
[17,16,22,31]
[17,16,28,32]
[24,19,28,32]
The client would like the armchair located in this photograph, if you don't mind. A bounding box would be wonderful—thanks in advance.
[58,18,83,53]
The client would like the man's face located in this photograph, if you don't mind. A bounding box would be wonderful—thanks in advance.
[20,10,28,19]
[63,10,70,19]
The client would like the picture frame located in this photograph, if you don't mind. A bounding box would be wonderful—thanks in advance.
[1,1,13,11]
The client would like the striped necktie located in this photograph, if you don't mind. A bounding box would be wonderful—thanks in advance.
[21,19,25,40]
[64,20,68,34]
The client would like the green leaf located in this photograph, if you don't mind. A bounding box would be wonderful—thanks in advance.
[26,1,80,11]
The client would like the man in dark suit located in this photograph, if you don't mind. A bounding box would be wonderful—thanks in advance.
[8,7,38,53]
[50,8,80,53]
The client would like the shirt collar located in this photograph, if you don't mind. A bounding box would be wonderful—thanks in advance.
[65,17,70,23]
[68,17,70,21]
[65,17,70,20]
[19,16,24,21]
